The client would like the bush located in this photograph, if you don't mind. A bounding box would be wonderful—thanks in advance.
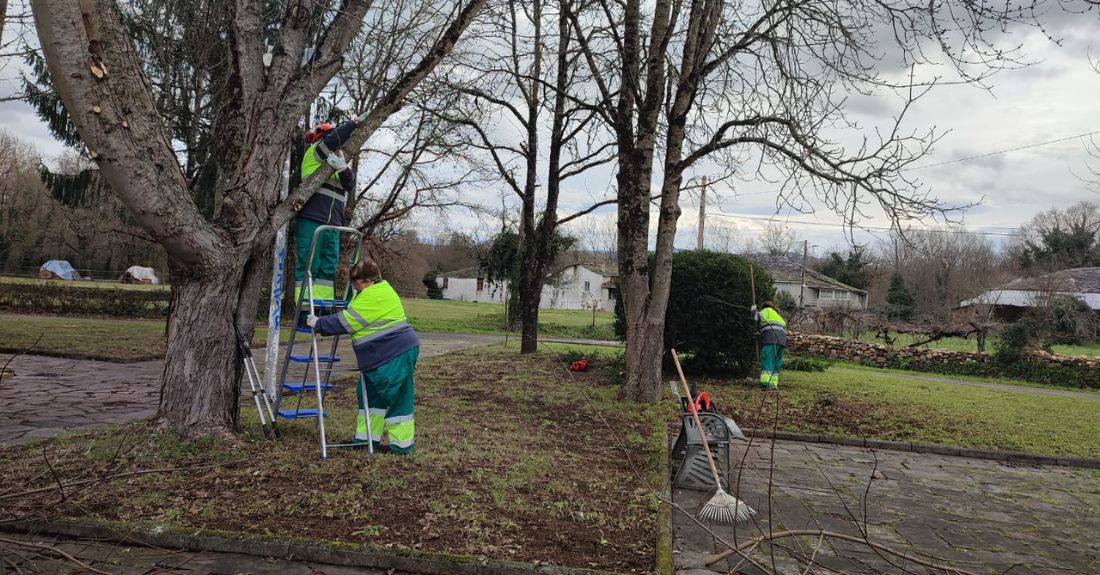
[995,316,1044,364]
[774,290,798,315]
[660,250,774,376]
[422,271,444,300]
[783,356,830,372]
[0,282,169,318]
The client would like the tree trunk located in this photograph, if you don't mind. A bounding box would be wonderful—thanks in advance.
[519,269,542,353]
[158,245,269,435]
[160,262,246,435]
[619,317,664,402]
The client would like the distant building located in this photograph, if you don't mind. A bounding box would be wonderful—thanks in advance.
[750,254,867,309]
[960,267,1100,316]
[544,263,618,311]
[436,263,618,311]
[436,267,507,304]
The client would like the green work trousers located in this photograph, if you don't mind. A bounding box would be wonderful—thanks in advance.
[760,344,785,390]
[294,217,339,301]
[355,346,419,454]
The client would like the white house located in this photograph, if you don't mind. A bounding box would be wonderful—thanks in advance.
[543,263,618,311]
[436,267,507,303]
[436,263,618,311]
[751,254,868,309]
[960,267,1100,313]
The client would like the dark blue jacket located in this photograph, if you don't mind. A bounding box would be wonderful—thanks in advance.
[298,121,357,225]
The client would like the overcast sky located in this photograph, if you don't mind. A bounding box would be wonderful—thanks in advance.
[2,7,1099,259]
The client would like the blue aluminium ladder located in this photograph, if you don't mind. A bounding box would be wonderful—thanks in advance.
[274,225,374,460]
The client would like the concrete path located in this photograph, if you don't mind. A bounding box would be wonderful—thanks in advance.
[0,332,503,447]
[833,366,1100,400]
[0,532,403,574]
[673,439,1100,574]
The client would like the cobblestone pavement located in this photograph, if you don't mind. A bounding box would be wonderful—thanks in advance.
[674,439,1100,574]
[0,533,403,574]
[0,332,503,446]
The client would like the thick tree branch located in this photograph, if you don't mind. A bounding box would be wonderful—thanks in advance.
[274,0,488,229]
[31,0,224,267]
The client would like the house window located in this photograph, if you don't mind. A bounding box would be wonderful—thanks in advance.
[476,278,485,291]
[584,280,591,292]
[820,289,849,301]
[442,277,449,289]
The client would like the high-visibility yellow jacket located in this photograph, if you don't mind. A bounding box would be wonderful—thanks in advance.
[298,121,356,225]
[755,306,787,348]
[313,280,419,371]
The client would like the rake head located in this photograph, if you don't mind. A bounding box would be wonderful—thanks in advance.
[698,487,755,523]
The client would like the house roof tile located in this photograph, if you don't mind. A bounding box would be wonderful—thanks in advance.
[748,254,867,294]
[998,267,1100,294]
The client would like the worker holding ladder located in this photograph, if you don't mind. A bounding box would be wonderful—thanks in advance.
[308,259,420,454]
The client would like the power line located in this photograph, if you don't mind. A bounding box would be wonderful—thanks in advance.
[909,130,1100,171]
[709,129,1099,200]
[708,210,1020,237]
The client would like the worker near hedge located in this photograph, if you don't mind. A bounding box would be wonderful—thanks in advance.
[307,259,419,454]
[296,120,358,303]
[753,301,787,391]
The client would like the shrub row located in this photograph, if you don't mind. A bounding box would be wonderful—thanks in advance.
[0,282,170,318]
[790,333,1099,389]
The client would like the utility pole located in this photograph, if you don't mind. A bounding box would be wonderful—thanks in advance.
[799,239,808,308]
[696,176,707,250]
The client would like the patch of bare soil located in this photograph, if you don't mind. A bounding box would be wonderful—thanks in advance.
[0,349,662,572]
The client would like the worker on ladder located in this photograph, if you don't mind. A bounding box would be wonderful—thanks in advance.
[307,259,420,454]
[752,301,787,391]
[296,120,358,306]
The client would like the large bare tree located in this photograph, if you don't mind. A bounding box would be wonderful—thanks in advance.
[31,0,486,436]
[567,0,1043,400]
[432,0,615,353]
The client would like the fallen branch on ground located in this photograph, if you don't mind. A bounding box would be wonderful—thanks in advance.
[0,458,251,503]
[0,535,115,575]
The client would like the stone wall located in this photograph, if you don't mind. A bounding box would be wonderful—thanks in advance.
[788,333,1100,389]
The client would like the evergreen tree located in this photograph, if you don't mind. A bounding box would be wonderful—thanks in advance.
[886,272,914,321]
[817,248,867,289]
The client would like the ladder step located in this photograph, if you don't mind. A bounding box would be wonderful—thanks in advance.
[302,298,349,309]
[295,327,314,334]
[288,355,340,363]
[277,408,328,419]
[282,382,335,392]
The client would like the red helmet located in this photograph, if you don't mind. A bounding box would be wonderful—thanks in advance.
[304,123,335,144]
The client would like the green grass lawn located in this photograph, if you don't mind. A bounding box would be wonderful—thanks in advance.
[0,300,615,362]
[855,330,1100,358]
[0,313,168,361]
[0,274,168,292]
[0,348,663,571]
[404,299,615,340]
[834,361,1100,394]
[695,367,1100,458]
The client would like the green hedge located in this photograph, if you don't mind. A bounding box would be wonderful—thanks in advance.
[0,282,170,318]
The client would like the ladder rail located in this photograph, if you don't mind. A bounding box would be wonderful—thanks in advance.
[236,330,278,438]
[305,271,329,460]
[274,225,366,460]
